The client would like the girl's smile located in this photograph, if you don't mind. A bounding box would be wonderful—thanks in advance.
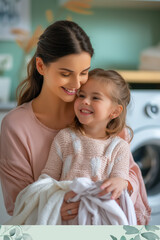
[79,108,93,115]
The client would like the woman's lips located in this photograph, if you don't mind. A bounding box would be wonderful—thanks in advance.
[62,87,77,95]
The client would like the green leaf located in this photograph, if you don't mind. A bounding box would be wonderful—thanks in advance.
[15,236,23,240]
[9,228,16,236]
[134,235,141,240]
[3,236,11,240]
[120,237,126,240]
[110,235,118,240]
[141,232,160,240]
[22,233,33,240]
[145,226,160,231]
[123,226,139,235]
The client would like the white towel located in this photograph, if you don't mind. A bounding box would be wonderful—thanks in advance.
[6,174,71,225]
[65,178,137,225]
[6,175,136,225]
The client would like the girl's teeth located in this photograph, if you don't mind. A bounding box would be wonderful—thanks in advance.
[81,110,92,113]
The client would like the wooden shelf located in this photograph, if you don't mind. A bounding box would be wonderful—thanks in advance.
[117,70,160,83]
[92,0,160,9]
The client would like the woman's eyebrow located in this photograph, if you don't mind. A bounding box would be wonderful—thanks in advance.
[59,68,73,72]
[81,66,90,72]
[59,66,90,72]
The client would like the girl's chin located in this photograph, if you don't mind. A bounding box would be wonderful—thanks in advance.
[77,119,90,125]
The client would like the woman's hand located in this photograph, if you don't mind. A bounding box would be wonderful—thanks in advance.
[60,191,80,221]
[99,177,128,200]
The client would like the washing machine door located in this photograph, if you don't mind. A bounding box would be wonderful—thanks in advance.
[131,127,160,219]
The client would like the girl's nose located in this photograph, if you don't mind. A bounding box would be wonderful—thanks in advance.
[82,97,90,105]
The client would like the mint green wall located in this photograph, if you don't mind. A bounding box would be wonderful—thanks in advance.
[0,0,160,100]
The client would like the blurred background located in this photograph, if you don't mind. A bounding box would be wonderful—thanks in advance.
[1,0,160,224]
[0,0,160,101]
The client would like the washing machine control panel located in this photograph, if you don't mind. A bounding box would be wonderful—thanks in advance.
[145,103,159,118]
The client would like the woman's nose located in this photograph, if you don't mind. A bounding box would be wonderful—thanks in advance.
[72,76,83,89]
[75,79,81,89]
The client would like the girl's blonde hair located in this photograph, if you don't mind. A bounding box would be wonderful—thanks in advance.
[72,68,133,142]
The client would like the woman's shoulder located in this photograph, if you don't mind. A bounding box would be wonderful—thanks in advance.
[1,101,33,129]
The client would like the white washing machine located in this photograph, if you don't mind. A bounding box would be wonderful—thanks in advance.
[127,89,160,225]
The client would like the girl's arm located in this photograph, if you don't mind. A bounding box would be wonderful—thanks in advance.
[42,136,63,180]
[99,139,130,199]
[42,130,80,221]
[100,128,144,204]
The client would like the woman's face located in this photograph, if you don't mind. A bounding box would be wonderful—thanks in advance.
[36,52,91,102]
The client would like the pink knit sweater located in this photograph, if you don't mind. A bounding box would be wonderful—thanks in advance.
[42,128,130,182]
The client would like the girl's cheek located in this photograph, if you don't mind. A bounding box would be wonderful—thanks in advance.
[74,98,81,112]
[74,99,79,111]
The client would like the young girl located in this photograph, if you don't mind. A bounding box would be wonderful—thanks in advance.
[6,68,136,225]
[42,69,131,201]
[0,20,150,224]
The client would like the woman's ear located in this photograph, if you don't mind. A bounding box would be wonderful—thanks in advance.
[110,105,123,119]
[36,57,45,75]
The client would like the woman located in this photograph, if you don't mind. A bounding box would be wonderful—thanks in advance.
[0,20,150,224]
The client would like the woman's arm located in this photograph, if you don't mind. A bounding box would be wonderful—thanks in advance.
[118,128,139,202]
[0,117,34,215]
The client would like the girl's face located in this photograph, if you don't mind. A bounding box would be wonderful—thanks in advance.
[36,52,91,102]
[74,78,121,129]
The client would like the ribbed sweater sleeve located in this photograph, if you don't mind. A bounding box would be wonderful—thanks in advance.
[0,114,34,215]
[109,140,130,180]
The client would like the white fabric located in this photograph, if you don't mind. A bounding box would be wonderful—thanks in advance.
[5,174,71,225]
[67,178,137,225]
[5,175,136,225]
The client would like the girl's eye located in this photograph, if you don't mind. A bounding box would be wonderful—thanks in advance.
[78,94,85,98]
[93,96,100,100]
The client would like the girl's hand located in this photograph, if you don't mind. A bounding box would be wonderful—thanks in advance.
[60,191,80,221]
[99,177,128,200]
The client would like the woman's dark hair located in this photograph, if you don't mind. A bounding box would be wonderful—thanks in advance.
[72,68,133,142]
[17,20,94,105]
